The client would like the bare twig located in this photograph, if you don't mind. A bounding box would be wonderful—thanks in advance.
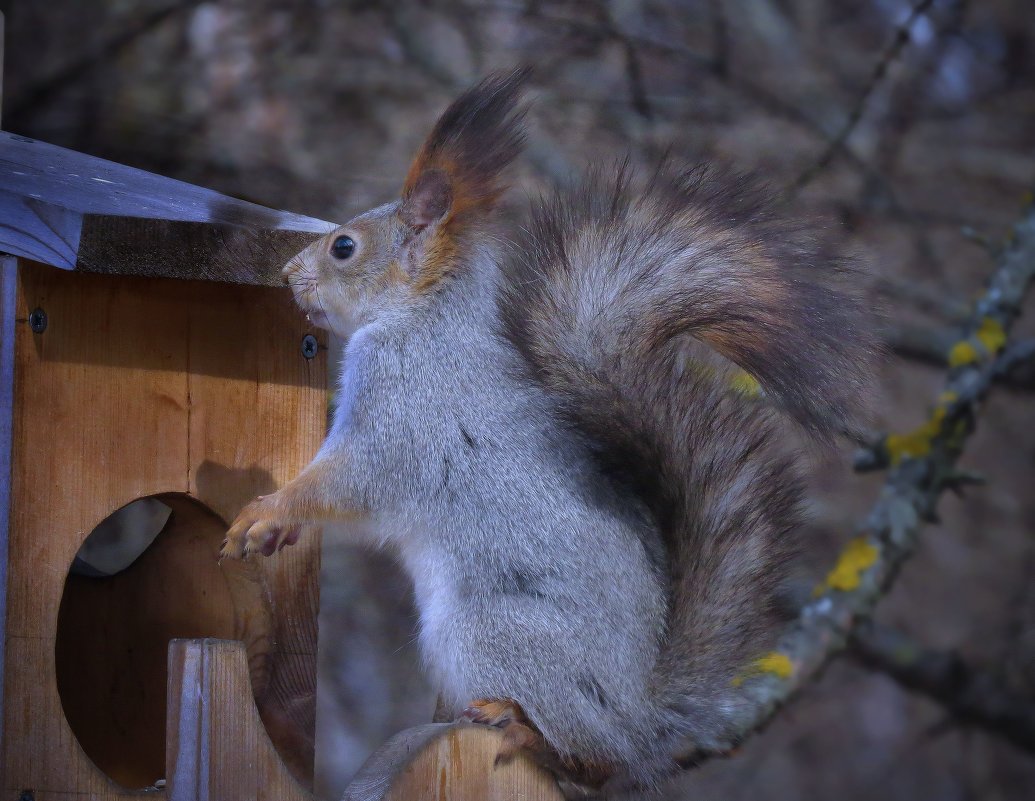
[592,5,654,120]
[882,322,957,366]
[995,338,1035,387]
[788,0,937,194]
[851,623,1035,754]
[681,192,1035,764]
[6,0,203,124]
[707,0,730,78]
[875,276,972,322]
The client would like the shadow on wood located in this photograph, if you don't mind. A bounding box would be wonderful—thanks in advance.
[57,495,273,790]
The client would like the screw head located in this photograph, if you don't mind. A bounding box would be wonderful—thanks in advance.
[301,334,318,360]
[19,790,35,801]
[28,308,47,334]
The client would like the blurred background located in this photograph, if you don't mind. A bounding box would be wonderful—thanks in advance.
[2,0,1033,798]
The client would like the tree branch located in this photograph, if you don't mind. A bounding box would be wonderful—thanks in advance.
[6,0,203,125]
[875,275,972,322]
[883,321,1035,391]
[851,623,1035,754]
[682,192,1035,764]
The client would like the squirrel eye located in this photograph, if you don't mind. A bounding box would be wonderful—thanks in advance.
[331,235,355,260]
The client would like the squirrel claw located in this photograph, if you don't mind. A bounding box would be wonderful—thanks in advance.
[221,495,301,560]
[460,698,546,765]
[461,698,522,728]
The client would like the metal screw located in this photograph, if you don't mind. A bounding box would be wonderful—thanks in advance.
[301,334,318,360]
[28,308,47,334]
[19,790,35,801]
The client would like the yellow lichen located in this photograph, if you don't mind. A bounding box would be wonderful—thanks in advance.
[947,317,1006,368]
[948,340,979,368]
[885,392,961,466]
[753,651,794,679]
[885,408,943,464]
[729,371,762,396]
[975,317,1006,354]
[814,537,879,596]
[731,651,794,686]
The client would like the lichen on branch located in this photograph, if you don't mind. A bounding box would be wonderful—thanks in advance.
[685,191,1035,762]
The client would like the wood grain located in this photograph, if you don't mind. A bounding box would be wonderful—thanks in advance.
[2,261,325,796]
[187,280,328,786]
[164,642,563,801]
[0,255,14,791]
[167,639,312,801]
[344,723,564,801]
[1,256,561,798]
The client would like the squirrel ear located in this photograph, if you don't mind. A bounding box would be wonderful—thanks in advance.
[398,169,453,233]
[400,68,530,228]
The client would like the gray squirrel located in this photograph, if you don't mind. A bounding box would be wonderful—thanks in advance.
[221,68,874,795]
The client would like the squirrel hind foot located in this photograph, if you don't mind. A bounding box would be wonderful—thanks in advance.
[459,698,547,766]
[460,697,526,727]
[458,698,616,791]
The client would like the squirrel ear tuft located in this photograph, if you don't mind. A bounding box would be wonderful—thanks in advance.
[401,67,530,227]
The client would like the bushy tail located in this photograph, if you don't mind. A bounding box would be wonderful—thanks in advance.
[499,162,874,768]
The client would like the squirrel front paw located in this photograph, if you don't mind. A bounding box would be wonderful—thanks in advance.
[221,494,302,560]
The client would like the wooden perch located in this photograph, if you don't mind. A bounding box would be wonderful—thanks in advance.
[345,724,564,801]
[0,130,334,284]
[168,639,563,801]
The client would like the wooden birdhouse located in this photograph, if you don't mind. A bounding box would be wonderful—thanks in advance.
[0,24,561,801]
[0,123,334,797]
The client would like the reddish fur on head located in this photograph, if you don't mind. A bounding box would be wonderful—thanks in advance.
[399,68,530,290]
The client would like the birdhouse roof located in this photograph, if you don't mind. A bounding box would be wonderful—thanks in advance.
[0,131,335,286]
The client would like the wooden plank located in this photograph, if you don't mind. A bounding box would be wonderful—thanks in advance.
[187,281,327,786]
[167,639,313,801]
[0,255,15,788]
[5,264,191,644]
[343,724,564,801]
[3,262,191,795]
[0,189,80,269]
[1,256,561,801]
[0,131,335,284]
[75,214,327,286]
[165,640,563,801]
[0,24,11,788]
[3,263,323,796]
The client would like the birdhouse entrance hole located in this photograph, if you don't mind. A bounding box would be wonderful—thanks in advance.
[55,493,275,790]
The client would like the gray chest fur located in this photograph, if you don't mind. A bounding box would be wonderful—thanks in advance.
[328,273,668,751]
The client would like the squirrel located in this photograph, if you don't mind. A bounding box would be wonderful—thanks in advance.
[221,68,874,795]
